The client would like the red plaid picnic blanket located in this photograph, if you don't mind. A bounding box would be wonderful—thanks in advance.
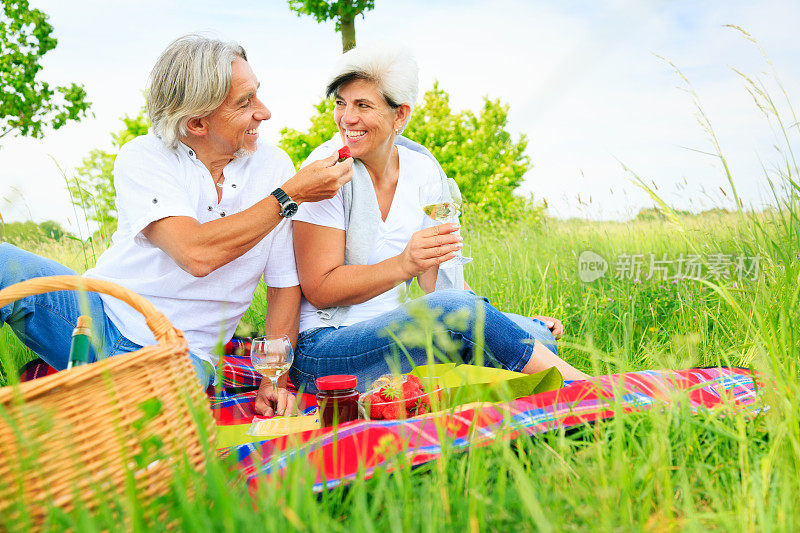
[209,350,318,425]
[221,367,761,491]
[19,349,763,492]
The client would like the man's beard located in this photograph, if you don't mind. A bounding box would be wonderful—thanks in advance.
[233,147,256,158]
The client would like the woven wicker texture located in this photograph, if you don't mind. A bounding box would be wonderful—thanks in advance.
[0,276,215,526]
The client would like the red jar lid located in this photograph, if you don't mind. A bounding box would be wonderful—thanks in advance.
[316,374,357,391]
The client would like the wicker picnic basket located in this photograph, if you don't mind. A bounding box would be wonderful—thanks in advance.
[0,275,215,526]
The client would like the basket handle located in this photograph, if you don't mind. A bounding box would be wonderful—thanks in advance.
[0,275,186,348]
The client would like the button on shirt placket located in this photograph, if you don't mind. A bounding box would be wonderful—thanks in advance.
[217,173,240,219]
[215,169,240,220]
[187,151,227,219]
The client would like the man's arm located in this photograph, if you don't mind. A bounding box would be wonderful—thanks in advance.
[263,285,301,345]
[255,285,301,417]
[142,154,352,277]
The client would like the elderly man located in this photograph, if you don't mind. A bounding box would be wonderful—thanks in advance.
[0,35,352,416]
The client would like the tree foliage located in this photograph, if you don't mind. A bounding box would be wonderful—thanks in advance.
[279,98,337,165]
[279,83,535,217]
[0,219,72,244]
[287,0,375,52]
[404,83,532,216]
[69,108,149,235]
[0,0,91,140]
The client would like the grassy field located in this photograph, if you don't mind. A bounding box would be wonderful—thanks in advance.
[2,47,798,528]
[1,200,798,531]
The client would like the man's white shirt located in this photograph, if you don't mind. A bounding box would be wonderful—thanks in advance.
[85,132,299,366]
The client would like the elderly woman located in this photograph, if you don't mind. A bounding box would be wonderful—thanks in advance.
[288,44,589,393]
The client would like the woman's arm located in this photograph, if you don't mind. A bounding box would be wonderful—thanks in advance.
[294,221,463,309]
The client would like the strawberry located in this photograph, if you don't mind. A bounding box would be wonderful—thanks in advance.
[416,405,428,416]
[405,375,423,389]
[401,381,423,408]
[369,401,384,420]
[402,380,422,396]
[378,383,402,402]
[418,393,431,409]
[337,146,351,162]
[382,403,405,420]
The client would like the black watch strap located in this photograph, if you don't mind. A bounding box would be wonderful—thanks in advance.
[271,187,289,205]
[270,187,298,218]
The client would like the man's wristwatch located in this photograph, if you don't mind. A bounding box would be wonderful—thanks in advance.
[271,187,298,218]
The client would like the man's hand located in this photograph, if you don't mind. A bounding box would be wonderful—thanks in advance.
[282,153,353,204]
[532,315,564,339]
[399,223,463,279]
[254,378,298,417]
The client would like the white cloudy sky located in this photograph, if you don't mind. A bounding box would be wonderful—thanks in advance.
[2,0,799,235]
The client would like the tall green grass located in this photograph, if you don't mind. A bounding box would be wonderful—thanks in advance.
[2,202,795,531]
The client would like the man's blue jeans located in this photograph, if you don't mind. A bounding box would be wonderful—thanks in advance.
[0,243,212,387]
[290,289,559,394]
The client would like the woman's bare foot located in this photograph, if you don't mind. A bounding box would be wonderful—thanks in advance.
[520,341,591,381]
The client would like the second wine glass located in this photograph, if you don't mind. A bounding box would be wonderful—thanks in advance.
[250,335,294,396]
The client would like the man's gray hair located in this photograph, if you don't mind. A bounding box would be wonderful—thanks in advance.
[325,43,419,133]
[147,34,247,149]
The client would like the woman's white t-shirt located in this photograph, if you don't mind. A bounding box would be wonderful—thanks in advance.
[294,145,439,333]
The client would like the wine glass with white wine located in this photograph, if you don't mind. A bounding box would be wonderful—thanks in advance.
[251,335,294,401]
[419,178,471,271]
[420,177,461,223]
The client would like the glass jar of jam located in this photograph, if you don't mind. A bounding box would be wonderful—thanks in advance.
[316,375,359,428]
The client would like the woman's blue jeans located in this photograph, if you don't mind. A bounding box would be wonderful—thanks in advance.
[290,289,558,394]
[0,243,212,388]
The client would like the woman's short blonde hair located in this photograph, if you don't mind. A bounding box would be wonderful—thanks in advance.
[146,34,247,149]
[325,43,419,133]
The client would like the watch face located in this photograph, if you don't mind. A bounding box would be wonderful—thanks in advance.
[283,201,299,218]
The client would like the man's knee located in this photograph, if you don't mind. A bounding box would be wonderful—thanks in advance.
[1,244,72,284]
[0,242,22,264]
[1,243,36,283]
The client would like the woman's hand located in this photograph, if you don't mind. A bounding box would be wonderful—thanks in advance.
[254,378,298,417]
[399,223,462,278]
[532,315,564,339]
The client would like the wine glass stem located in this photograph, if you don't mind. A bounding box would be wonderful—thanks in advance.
[269,376,278,392]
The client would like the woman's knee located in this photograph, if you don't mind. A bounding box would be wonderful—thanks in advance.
[504,313,558,355]
[423,289,485,315]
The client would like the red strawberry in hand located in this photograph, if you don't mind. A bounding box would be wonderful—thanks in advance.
[337,146,351,162]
